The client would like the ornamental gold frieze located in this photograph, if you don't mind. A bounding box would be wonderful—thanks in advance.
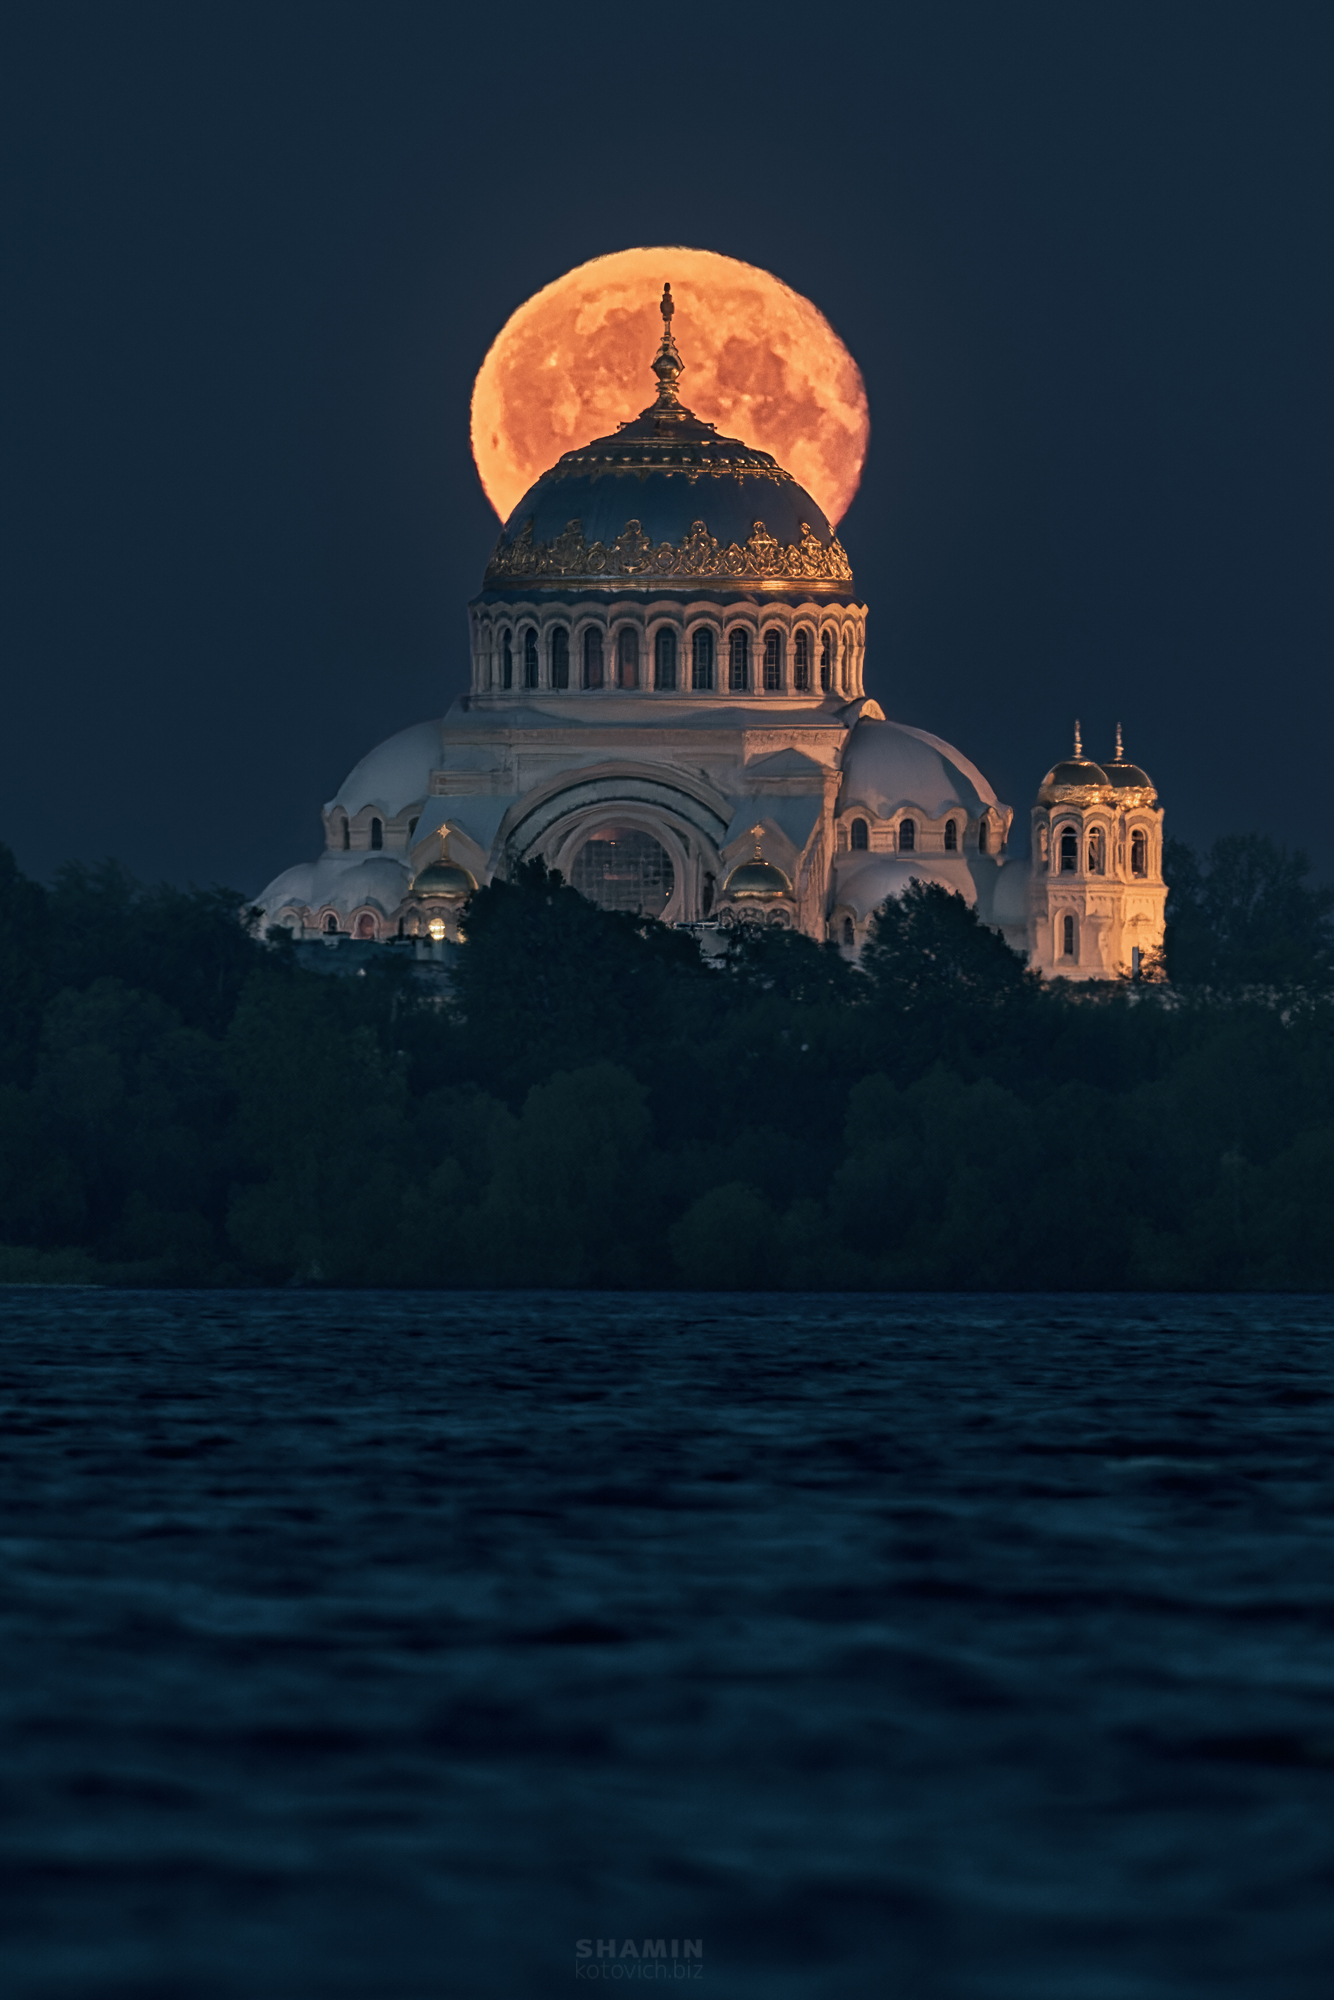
[485,517,854,591]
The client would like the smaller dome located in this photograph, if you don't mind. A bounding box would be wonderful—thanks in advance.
[1038,757,1111,803]
[724,859,792,900]
[1103,759,1155,795]
[411,862,477,899]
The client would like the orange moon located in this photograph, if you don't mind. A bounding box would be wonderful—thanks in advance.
[470,246,870,528]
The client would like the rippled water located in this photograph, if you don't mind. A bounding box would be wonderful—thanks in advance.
[1,1290,1332,1998]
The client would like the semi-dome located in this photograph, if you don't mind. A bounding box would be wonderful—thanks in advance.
[482,287,853,599]
[410,861,477,899]
[840,717,997,818]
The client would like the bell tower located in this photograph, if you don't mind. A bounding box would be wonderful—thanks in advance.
[1029,725,1166,979]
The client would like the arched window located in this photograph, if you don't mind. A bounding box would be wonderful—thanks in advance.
[550,626,569,689]
[762,632,782,691]
[355,913,376,939]
[617,628,639,689]
[850,817,869,851]
[978,818,989,854]
[1088,826,1105,874]
[583,628,604,689]
[370,817,383,851]
[1037,824,1049,870]
[842,917,855,948]
[324,914,339,934]
[1059,829,1078,872]
[820,631,833,692]
[1062,914,1076,958]
[1131,828,1148,877]
[729,629,749,692]
[338,814,349,851]
[692,629,714,690]
[501,630,513,688]
[944,818,958,851]
[900,818,916,852]
[794,629,812,692]
[654,629,677,690]
[523,628,539,688]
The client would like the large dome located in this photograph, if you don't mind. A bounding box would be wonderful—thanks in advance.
[482,287,854,599]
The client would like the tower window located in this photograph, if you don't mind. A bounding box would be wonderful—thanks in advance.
[729,629,749,692]
[692,629,714,690]
[899,818,916,852]
[762,632,782,691]
[850,817,869,851]
[583,628,604,689]
[370,817,383,850]
[944,818,958,851]
[338,814,349,851]
[1062,914,1076,958]
[1131,828,1148,877]
[1088,826,1105,874]
[794,629,812,692]
[523,628,538,688]
[978,818,989,854]
[1059,830,1078,872]
[550,626,569,689]
[617,628,639,689]
[502,630,513,688]
[820,632,833,692]
[654,629,677,690]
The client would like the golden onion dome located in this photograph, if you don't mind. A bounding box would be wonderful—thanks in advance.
[410,861,476,899]
[723,859,793,901]
[482,286,854,599]
[1037,725,1112,804]
[1101,726,1157,800]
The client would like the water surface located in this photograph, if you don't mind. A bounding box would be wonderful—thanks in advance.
[1,1289,1331,1997]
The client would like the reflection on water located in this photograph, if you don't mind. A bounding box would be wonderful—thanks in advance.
[1,1289,1331,1997]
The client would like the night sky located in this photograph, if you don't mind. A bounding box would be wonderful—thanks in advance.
[5,4,1330,894]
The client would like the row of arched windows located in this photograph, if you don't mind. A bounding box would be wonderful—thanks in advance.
[1043,824,1149,876]
[845,815,991,853]
[335,815,383,851]
[484,621,855,694]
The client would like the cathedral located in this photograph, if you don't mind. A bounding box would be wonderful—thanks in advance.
[257,289,1166,981]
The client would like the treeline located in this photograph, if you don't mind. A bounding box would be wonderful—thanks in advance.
[1,836,1333,1290]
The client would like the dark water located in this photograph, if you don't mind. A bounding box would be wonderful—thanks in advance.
[1,1291,1332,1998]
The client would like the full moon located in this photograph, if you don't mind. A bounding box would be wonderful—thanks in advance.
[470,247,870,528]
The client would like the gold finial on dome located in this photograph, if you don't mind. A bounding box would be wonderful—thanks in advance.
[650,282,686,420]
[1073,719,1083,757]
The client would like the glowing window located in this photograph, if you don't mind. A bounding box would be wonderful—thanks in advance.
[1059,830,1078,872]
[583,629,604,688]
[729,629,749,692]
[571,826,674,917]
[654,629,677,690]
[1131,828,1148,877]
[502,631,513,688]
[900,818,916,852]
[523,628,538,687]
[355,913,375,938]
[692,629,714,690]
[370,818,383,850]
[762,632,782,691]
[794,629,812,692]
[945,819,958,851]
[550,626,569,689]
[850,817,869,851]
[617,629,639,689]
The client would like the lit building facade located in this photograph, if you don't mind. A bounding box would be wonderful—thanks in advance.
[257,291,1165,980]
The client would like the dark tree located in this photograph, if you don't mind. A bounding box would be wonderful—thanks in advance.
[860,879,1034,1008]
[1164,835,1334,988]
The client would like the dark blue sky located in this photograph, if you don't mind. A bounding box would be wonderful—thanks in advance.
[4,3,1330,891]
